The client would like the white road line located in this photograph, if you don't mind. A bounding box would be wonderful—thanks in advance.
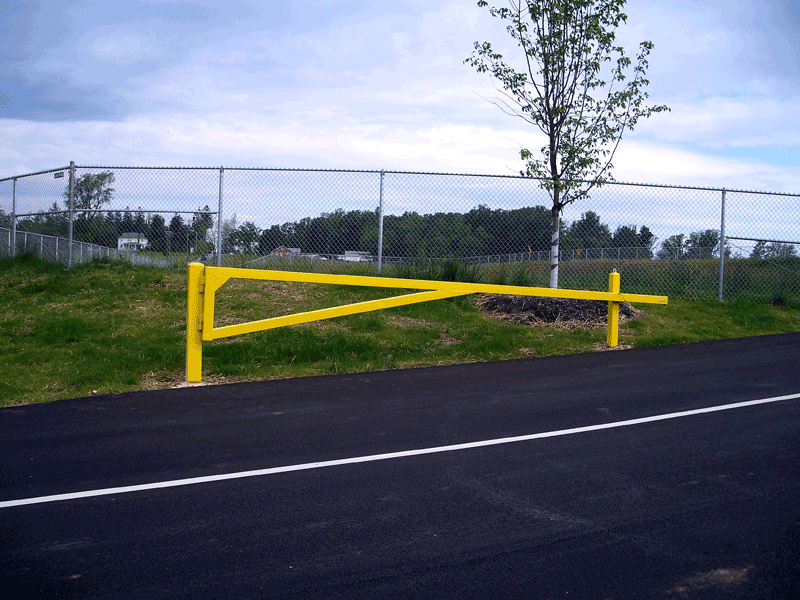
[2,392,799,509]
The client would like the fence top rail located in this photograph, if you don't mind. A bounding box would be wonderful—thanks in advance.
[1,164,797,197]
[0,166,71,183]
[726,236,800,245]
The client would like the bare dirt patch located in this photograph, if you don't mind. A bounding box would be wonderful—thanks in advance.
[475,294,643,330]
[141,370,255,390]
[222,279,324,303]
[437,332,462,347]
[591,341,634,351]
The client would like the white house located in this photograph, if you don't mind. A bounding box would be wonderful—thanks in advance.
[118,232,148,252]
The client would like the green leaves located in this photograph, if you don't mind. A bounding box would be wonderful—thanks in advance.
[466,0,669,207]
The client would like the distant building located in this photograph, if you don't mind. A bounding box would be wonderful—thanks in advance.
[271,246,301,257]
[118,232,148,252]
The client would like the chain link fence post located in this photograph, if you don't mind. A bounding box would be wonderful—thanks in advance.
[378,170,385,274]
[10,177,16,258]
[67,161,75,268]
[216,167,224,267]
[718,188,726,302]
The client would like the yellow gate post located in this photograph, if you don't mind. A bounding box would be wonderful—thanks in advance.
[607,269,621,347]
[186,262,205,382]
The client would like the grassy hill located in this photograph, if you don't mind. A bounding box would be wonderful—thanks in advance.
[2,254,799,406]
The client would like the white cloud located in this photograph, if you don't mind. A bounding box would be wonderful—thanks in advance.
[612,141,800,192]
[1,0,798,206]
[2,108,795,192]
[636,95,800,151]
[90,32,162,65]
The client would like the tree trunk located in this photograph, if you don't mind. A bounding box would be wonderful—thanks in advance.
[549,140,561,288]
[550,205,560,288]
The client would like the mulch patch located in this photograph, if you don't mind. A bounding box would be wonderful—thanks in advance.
[475,294,643,330]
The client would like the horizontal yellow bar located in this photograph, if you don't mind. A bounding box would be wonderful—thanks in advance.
[203,267,668,305]
[206,289,468,340]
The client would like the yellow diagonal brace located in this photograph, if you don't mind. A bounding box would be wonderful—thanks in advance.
[206,289,468,341]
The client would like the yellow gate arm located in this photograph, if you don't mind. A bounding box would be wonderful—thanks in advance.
[186,264,667,382]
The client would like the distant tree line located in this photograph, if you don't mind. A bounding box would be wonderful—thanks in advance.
[656,230,728,261]
[225,206,658,260]
[656,231,797,261]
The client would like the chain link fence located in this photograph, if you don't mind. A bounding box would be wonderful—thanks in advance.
[1,164,798,303]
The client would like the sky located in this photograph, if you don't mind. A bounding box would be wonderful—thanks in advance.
[1,0,799,195]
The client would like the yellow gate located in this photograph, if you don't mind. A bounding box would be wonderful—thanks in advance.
[186,263,668,382]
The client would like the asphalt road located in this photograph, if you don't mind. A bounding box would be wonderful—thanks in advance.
[2,333,800,599]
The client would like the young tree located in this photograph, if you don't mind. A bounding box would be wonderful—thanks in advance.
[466,0,669,287]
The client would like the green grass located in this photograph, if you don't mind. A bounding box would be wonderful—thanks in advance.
[2,253,800,406]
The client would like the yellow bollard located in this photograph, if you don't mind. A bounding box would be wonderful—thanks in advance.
[186,262,205,382]
[606,269,620,347]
